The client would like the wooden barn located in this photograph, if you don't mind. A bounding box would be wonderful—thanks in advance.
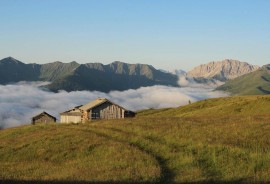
[32,111,56,125]
[60,98,135,123]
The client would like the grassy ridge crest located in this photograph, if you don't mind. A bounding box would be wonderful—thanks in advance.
[138,95,270,117]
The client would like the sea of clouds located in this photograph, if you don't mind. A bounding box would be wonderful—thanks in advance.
[0,76,228,129]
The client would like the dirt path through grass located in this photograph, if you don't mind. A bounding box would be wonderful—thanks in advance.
[71,125,175,183]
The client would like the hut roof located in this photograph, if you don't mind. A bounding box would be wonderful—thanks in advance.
[59,98,129,116]
[79,98,127,111]
[79,98,108,111]
[60,112,82,116]
[32,111,56,121]
[60,105,83,115]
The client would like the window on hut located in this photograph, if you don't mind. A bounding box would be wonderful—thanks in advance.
[91,112,100,120]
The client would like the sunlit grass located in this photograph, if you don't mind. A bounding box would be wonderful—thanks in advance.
[1,95,270,183]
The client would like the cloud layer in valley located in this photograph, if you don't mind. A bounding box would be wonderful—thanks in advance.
[0,81,228,129]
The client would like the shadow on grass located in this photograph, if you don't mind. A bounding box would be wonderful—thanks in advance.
[261,76,270,82]
[0,178,267,184]
[84,128,175,184]
[257,86,270,94]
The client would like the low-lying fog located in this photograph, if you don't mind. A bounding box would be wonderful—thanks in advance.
[0,76,228,129]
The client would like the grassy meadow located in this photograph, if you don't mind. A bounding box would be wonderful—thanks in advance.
[1,95,270,183]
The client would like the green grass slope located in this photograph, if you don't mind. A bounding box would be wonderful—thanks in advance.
[217,66,270,95]
[138,95,270,118]
[2,96,270,183]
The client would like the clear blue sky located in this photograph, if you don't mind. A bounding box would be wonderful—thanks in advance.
[0,0,269,71]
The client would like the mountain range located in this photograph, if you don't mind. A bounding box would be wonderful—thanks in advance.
[1,57,268,95]
[0,57,178,92]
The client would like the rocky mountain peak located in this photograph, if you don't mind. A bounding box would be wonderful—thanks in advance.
[187,59,260,81]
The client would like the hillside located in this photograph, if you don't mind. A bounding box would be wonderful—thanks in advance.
[138,94,270,117]
[0,57,178,92]
[0,57,80,84]
[39,61,80,81]
[0,57,40,83]
[2,96,270,183]
[187,59,259,82]
[217,66,270,95]
[47,61,178,92]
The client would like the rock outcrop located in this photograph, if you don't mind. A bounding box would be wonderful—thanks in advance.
[187,59,259,81]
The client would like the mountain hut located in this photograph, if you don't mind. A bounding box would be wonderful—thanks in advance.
[60,98,135,123]
[32,111,56,125]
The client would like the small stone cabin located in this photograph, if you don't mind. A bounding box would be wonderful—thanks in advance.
[60,98,135,123]
[32,111,56,125]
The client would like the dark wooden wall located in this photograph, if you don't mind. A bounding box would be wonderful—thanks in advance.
[32,115,55,124]
[89,102,125,120]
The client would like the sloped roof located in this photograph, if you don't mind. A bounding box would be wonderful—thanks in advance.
[32,111,56,121]
[79,98,127,111]
[59,98,128,116]
[79,98,109,111]
[60,112,81,116]
[60,107,82,115]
